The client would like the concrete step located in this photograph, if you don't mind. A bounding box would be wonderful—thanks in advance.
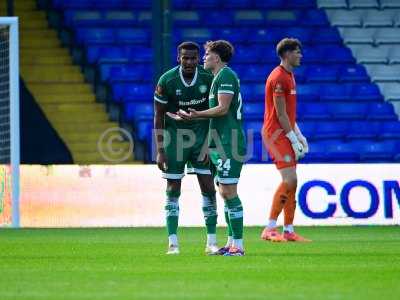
[38,93,96,104]
[21,48,70,57]
[28,83,92,94]
[54,122,119,133]
[21,55,72,65]
[22,67,84,83]
[46,113,109,123]
[40,103,105,114]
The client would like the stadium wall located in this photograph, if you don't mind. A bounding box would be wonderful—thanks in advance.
[2,164,397,227]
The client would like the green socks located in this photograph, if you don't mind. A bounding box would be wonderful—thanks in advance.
[165,190,180,236]
[226,196,243,239]
[202,192,217,234]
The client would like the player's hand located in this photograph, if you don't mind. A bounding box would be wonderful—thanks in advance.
[166,111,185,121]
[297,133,309,154]
[176,109,196,120]
[156,151,168,171]
[286,131,305,160]
[291,141,305,160]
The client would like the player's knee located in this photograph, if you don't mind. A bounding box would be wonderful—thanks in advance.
[284,177,297,190]
[167,179,181,193]
[219,189,237,200]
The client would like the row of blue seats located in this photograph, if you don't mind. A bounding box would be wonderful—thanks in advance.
[250,139,400,162]
[54,0,316,10]
[86,42,353,66]
[74,27,343,46]
[122,101,396,123]
[244,120,400,140]
[97,63,368,84]
[63,9,329,28]
[244,102,396,121]
[111,83,382,103]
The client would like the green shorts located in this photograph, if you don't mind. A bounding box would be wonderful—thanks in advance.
[209,145,245,185]
[162,125,211,180]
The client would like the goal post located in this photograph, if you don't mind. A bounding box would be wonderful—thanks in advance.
[0,17,20,228]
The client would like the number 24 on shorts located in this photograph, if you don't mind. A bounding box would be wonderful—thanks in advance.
[217,159,231,177]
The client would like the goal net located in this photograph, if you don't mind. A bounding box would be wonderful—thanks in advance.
[0,17,19,228]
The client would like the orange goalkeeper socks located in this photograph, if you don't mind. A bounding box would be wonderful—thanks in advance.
[269,182,291,221]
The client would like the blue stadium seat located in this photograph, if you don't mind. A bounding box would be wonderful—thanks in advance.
[299,103,330,120]
[302,141,327,162]
[346,121,380,139]
[284,27,313,44]
[255,0,284,9]
[328,102,369,120]
[247,29,269,44]
[135,120,153,142]
[93,0,125,9]
[112,83,153,102]
[301,9,330,27]
[306,66,338,82]
[379,121,400,139]
[75,28,114,45]
[123,0,151,9]
[243,66,268,82]
[221,0,253,8]
[173,11,201,26]
[103,11,137,26]
[200,12,233,27]
[357,141,398,161]
[234,47,261,63]
[240,84,255,101]
[313,121,348,139]
[258,46,279,64]
[301,47,324,64]
[320,46,355,64]
[243,103,264,120]
[173,0,190,9]
[108,64,145,83]
[296,121,316,138]
[64,10,103,27]
[351,83,382,102]
[124,102,153,122]
[320,84,352,102]
[285,0,316,9]
[97,47,128,63]
[53,0,93,9]
[264,10,302,26]
[233,10,265,27]
[176,28,213,44]
[293,65,307,83]
[126,46,152,62]
[367,103,397,120]
[296,84,320,102]
[253,84,266,101]
[311,28,341,44]
[115,28,150,45]
[338,65,369,82]
[243,121,263,140]
[217,28,249,44]
[189,0,220,9]
[324,141,360,162]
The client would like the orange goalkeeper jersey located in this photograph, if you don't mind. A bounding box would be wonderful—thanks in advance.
[263,65,297,138]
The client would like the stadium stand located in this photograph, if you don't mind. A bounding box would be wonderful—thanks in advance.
[48,0,400,163]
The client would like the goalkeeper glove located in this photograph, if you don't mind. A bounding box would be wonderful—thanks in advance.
[286,130,305,161]
[294,124,309,154]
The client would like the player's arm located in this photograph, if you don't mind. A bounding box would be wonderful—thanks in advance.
[154,82,168,171]
[274,91,305,160]
[190,93,232,118]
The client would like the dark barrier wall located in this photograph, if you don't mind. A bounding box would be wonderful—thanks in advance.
[20,79,73,164]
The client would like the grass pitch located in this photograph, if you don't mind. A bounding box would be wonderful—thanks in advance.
[0,226,399,300]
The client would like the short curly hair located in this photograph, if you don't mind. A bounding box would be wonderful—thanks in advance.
[204,40,235,63]
[276,38,302,58]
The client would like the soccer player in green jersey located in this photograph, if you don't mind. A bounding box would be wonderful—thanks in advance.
[169,40,246,256]
[154,42,219,255]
